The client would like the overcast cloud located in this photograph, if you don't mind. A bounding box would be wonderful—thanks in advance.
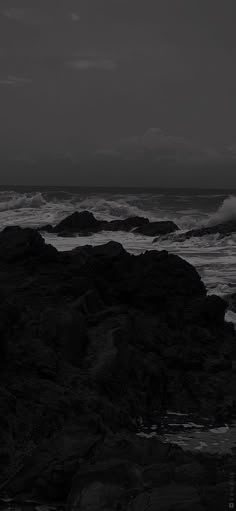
[0,0,236,185]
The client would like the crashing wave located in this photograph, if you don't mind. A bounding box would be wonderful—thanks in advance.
[0,192,46,211]
[206,195,236,226]
[74,197,157,221]
[0,190,235,235]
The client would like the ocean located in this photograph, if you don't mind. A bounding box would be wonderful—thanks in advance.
[1,186,236,299]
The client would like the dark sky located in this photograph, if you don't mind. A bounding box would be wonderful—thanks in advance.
[1,0,236,185]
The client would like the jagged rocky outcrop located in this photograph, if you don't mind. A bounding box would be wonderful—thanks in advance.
[0,227,234,506]
[134,220,178,236]
[66,433,227,511]
[41,210,179,237]
[54,211,100,233]
[227,292,236,313]
[172,220,236,241]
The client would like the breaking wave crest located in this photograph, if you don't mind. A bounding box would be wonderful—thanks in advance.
[0,190,235,233]
[74,197,157,221]
[206,195,236,226]
[0,192,46,211]
[0,190,207,228]
[0,188,236,299]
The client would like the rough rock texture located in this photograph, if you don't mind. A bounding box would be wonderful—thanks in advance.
[0,228,234,506]
[54,211,100,233]
[44,211,179,236]
[134,220,178,236]
[0,226,57,261]
[227,292,236,313]
[66,434,231,511]
[174,220,236,240]
[101,216,149,232]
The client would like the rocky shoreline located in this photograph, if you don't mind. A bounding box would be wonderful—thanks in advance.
[153,219,236,243]
[0,225,235,510]
[40,210,179,237]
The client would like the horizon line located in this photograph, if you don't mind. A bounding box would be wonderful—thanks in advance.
[0,184,236,191]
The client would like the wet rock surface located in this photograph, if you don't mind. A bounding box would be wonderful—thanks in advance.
[0,227,234,508]
[43,210,179,237]
[134,220,178,236]
[173,220,236,240]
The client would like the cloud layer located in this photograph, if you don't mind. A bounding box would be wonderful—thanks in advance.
[0,75,32,86]
[0,0,236,188]
[97,128,221,165]
[68,57,116,71]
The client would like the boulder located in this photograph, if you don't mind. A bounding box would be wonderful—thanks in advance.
[227,292,236,313]
[176,220,236,240]
[54,211,100,233]
[128,484,203,511]
[67,459,142,511]
[86,241,127,259]
[38,224,54,232]
[53,211,179,236]
[174,462,206,485]
[0,226,57,262]
[101,216,149,232]
[69,241,127,265]
[135,221,179,236]
[38,307,88,366]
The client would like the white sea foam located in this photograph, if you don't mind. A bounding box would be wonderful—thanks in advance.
[225,310,236,328]
[44,226,236,298]
[0,190,226,230]
[74,196,157,221]
[0,192,46,211]
[209,426,229,434]
[0,189,236,297]
[206,195,236,226]
[0,190,206,228]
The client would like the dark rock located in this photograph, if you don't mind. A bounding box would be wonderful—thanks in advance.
[54,211,100,233]
[102,249,206,311]
[0,229,234,502]
[38,307,88,366]
[67,459,142,511]
[69,241,127,266]
[72,289,104,315]
[184,295,228,327]
[38,224,54,233]
[135,221,179,236]
[86,241,127,259]
[174,462,206,485]
[143,463,174,486]
[53,211,179,236]
[94,433,172,470]
[177,220,236,240]
[128,484,203,511]
[0,226,57,262]
[227,292,236,312]
[101,216,149,232]
[5,423,102,500]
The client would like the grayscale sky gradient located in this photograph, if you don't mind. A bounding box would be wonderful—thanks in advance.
[1,0,236,185]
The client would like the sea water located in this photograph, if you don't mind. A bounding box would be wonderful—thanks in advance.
[1,186,236,297]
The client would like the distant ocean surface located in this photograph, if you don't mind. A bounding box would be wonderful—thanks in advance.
[1,186,236,297]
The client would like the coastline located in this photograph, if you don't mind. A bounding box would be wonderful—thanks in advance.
[0,224,235,510]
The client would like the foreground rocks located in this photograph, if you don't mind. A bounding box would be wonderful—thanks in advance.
[0,227,234,506]
[66,433,231,511]
[41,210,179,237]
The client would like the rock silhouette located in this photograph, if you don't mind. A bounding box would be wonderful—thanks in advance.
[0,228,234,508]
[42,211,179,237]
[172,220,236,241]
